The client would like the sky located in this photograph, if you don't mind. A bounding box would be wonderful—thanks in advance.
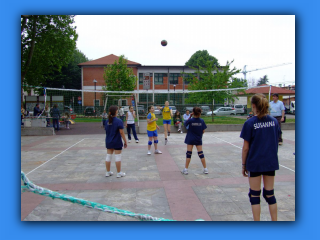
[74,15,295,87]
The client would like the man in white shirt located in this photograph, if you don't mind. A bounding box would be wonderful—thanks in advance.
[269,93,285,145]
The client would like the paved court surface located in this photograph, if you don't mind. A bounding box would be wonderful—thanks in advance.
[21,128,295,221]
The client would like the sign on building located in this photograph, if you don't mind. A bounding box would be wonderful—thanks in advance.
[143,73,150,90]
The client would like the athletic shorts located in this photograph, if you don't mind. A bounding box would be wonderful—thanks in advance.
[163,119,171,125]
[107,147,122,150]
[248,171,275,178]
[147,130,158,137]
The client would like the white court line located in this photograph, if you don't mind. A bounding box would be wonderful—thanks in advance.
[212,135,295,173]
[25,138,86,176]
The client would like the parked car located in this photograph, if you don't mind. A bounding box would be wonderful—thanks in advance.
[206,107,236,116]
[154,108,161,115]
[200,106,211,115]
[84,107,96,116]
[182,107,194,113]
[137,105,145,115]
[233,104,245,114]
[64,105,74,114]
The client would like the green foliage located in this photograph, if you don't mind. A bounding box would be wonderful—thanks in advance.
[185,50,219,68]
[44,49,89,89]
[102,55,137,105]
[103,55,137,91]
[184,60,243,104]
[257,75,269,85]
[21,15,78,91]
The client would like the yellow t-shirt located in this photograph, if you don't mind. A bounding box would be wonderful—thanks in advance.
[147,112,157,131]
[162,106,172,120]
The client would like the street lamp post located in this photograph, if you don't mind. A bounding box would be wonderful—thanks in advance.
[174,84,176,106]
[93,79,97,116]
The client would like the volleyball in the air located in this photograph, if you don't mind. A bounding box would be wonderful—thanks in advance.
[161,40,167,46]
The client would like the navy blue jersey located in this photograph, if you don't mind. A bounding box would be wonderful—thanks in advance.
[240,115,281,172]
[184,117,207,145]
[105,117,124,149]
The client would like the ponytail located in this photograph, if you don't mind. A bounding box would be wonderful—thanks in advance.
[251,94,269,119]
[108,105,118,124]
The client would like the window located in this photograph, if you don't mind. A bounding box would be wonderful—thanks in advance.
[169,73,180,84]
[154,73,167,85]
[139,73,143,85]
[184,73,197,84]
[94,99,100,107]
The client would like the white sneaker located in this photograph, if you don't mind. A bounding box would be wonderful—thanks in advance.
[117,172,126,178]
[203,168,208,174]
[136,140,139,143]
[155,149,162,154]
[147,151,151,155]
[128,140,131,143]
[180,131,183,134]
[181,168,188,175]
[178,129,181,132]
[165,139,168,145]
[105,171,113,177]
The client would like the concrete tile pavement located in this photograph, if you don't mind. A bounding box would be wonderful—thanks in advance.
[21,130,295,221]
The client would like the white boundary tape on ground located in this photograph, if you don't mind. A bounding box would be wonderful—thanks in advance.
[26,138,86,176]
[211,135,295,173]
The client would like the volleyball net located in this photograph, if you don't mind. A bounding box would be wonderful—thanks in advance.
[23,85,271,119]
[21,171,205,221]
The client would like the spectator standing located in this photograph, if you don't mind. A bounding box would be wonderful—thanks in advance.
[33,103,41,117]
[269,93,285,145]
[183,109,191,130]
[102,110,108,128]
[51,104,60,131]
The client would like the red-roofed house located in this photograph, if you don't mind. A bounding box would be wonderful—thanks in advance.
[240,84,295,110]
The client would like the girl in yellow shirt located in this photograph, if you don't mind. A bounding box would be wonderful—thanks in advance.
[147,105,162,155]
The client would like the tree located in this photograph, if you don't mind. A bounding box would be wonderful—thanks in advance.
[257,75,269,86]
[21,15,78,103]
[102,55,137,106]
[185,50,219,68]
[44,49,89,90]
[185,60,242,105]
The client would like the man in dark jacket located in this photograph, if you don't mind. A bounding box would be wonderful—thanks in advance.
[33,104,41,116]
[50,104,60,131]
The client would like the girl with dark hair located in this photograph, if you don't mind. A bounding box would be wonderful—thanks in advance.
[147,105,162,155]
[105,105,127,178]
[181,107,208,175]
[240,93,281,221]
[125,106,139,143]
[173,110,183,133]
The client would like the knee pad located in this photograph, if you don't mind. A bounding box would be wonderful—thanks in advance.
[186,151,192,158]
[198,151,204,159]
[154,140,158,144]
[148,140,152,146]
[114,154,121,162]
[248,188,261,205]
[106,154,112,162]
[263,188,277,205]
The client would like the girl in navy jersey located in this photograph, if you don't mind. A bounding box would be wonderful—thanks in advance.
[105,105,127,178]
[181,107,208,175]
[240,93,281,221]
